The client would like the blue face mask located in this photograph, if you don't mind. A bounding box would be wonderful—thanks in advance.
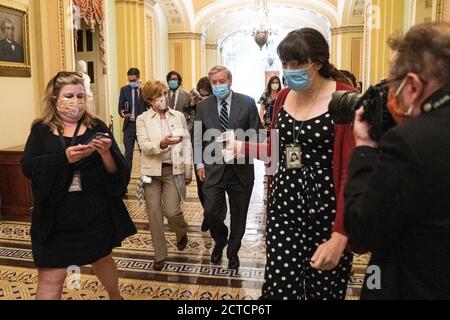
[212,84,230,99]
[130,81,139,89]
[168,80,179,90]
[283,66,312,91]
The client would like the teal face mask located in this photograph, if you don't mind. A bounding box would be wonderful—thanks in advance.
[283,66,313,91]
[169,80,179,90]
[212,84,230,99]
[130,81,139,89]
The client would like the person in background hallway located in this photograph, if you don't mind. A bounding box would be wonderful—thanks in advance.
[194,66,263,270]
[0,17,24,63]
[118,68,149,179]
[345,22,450,300]
[258,75,282,129]
[137,80,192,271]
[184,77,213,140]
[228,28,355,299]
[22,71,136,300]
[167,71,191,113]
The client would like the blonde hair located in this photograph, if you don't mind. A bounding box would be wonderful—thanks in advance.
[208,65,233,82]
[35,71,95,134]
[142,80,167,103]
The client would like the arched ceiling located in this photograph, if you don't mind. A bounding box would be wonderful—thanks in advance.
[157,0,365,42]
[197,0,336,44]
[338,0,366,25]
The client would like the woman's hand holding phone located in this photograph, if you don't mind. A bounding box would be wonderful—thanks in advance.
[160,135,182,149]
[88,133,112,156]
[66,144,95,164]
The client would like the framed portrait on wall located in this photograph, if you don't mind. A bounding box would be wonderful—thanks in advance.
[0,2,30,77]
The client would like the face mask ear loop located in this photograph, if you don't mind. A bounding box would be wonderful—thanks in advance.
[395,77,417,116]
[395,77,408,97]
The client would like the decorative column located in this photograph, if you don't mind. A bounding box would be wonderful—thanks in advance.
[205,43,219,74]
[331,25,364,83]
[438,0,450,21]
[168,32,203,90]
[446,0,450,21]
[144,0,157,80]
[34,0,75,103]
[363,0,405,86]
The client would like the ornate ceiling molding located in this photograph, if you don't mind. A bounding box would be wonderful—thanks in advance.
[331,24,364,35]
[205,43,218,50]
[159,0,183,25]
[168,32,202,40]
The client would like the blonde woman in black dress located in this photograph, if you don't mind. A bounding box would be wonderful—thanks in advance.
[22,71,136,300]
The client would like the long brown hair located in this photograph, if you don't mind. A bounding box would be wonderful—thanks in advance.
[265,75,282,95]
[35,71,95,134]
[277,28,347,83]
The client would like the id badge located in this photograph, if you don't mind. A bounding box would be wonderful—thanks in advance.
[286,145,302,169]
[68,171,82,192]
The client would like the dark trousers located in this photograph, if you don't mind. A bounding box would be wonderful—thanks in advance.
[203,166,253,258]
[123,121,137,175]
[195,169,205,207]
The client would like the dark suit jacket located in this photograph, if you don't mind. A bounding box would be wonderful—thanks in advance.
[118,85,149,131]
[195,91,263,186]
[344,85,450,299]
[171,88,191,113]
[0,38,24,63]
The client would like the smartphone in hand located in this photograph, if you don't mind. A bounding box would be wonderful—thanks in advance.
[86,132,111,145]
[193,90,203,100]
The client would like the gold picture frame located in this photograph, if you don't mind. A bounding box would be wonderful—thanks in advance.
[0,2,31,77]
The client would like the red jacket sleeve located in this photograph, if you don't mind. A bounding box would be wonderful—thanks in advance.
[243,88,290,161]
[332,124,355,236]
[332,82,357,237]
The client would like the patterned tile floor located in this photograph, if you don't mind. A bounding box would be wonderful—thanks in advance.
[0,152,369,300]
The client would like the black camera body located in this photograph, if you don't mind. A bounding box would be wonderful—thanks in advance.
[329,80,397,141]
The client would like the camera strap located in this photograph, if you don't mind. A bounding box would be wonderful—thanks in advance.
[421,83,450,113]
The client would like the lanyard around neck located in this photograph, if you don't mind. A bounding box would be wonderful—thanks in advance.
[58,120,82,150]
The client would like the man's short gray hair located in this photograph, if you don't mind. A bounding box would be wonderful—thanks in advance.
[1,18,13,33]
[208,65,233,82]
[389,22,450,85]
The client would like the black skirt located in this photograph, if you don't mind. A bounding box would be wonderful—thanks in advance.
[31,132,120,268]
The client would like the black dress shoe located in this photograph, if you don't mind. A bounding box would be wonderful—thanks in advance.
[153,260,165,271]
[211,242,227,264]
[228,255,240,270]
[177,234,188,251]
[201,220,209,232]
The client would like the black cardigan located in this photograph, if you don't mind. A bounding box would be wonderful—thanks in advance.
[21,119,137,244]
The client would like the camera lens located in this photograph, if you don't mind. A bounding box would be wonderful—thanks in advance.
[329,91,362,124]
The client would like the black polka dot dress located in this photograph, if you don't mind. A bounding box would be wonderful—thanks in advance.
[261,108,353,300]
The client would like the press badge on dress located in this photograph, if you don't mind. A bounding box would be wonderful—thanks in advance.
[68,171,82,192]
[286,145,302,169]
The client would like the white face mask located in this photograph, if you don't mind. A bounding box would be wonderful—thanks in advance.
[156,97,167,110]
[271,83,280,91]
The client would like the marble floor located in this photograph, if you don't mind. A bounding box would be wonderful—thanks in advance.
[0,153,368,300]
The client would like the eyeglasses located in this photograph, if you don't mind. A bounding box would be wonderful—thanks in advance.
[382,74,428,89]
[53,71,83,87]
